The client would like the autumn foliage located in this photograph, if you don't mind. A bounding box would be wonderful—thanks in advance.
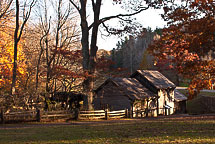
[0,17,27,93]
[149,0,215,99]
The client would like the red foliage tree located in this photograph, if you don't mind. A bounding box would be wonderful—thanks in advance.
[149,0,215,99]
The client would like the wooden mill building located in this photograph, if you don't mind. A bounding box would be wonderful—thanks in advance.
[94,70,184,116]
[130,70,176,115]
[93,78,157,112]
[174,89,187,113]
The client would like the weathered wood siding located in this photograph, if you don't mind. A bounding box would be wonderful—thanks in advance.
[132,73,175,115]
[158,89,174,115]
[93,82,131,110]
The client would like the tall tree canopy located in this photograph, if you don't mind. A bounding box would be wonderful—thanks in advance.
[149,0,215,99]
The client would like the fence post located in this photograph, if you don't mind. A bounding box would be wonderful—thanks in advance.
[105,109,109,120]
[75,108,80,120]
[140,110,143,117]
[145,108,148,117]
[125,109,129,118]
[135,110,138,118]
[36,109,41,122]
[130,108,133,118]
[165,107,167,116]
[0,109,4,124]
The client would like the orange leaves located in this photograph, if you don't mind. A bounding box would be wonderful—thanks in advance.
[96,56,115,72]
[188,78,212,99]
[148,0,215,98]
[53,65,83,79]
[0,19,27,92]
[50,49,84,82]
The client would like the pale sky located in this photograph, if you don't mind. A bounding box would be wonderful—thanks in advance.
[97,0,166,50]
[36,0,166,51]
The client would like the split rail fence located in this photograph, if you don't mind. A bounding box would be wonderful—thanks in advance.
[0,108,165,123]
[78,108,161,120]
[0,109,74,123]
[78,109,128,120]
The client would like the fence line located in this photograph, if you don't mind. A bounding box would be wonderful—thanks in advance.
[0,107,169,123]
[0,109,129,122]
[79,109,128,120]
[0,109,74,123]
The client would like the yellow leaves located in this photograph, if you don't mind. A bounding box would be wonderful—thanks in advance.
[0,19,27,91]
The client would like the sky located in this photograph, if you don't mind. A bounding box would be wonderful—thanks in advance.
[34,0,167,51]
[96,0,167,51]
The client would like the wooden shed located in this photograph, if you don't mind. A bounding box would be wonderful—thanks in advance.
[93,78,157,114]
[174,89,187,113]
[131,70,176,115]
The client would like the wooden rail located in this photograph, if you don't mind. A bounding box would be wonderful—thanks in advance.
[79,109,128,120]
[0,107,167,123]
[41,110,73,120]
[0,109,75,123]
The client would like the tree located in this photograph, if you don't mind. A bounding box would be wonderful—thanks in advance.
[112,28,157,73]
[149,0,215,99]
[0,0,29,94]
[11,0,36,95]
[0,20,26,93]
[69,0,165,110]
[34,0,81,96]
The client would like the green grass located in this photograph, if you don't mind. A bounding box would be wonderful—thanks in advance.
[0,117,215,144]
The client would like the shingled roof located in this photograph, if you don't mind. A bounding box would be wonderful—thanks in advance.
[131,70,176,89]
[174,89,187,102]
[95,78,156,101]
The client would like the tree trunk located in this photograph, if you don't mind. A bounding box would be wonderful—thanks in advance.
[86,0,101,110]
[80,0,92,110]
[36,42,44,91]
[46,37,50,94]
[81,0,101,110]
[11,0,20,95]
[11,0,33,94]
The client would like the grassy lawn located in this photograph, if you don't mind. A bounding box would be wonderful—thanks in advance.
[0,116,215,144]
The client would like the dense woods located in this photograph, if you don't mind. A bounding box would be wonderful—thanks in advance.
[0,0,215,111]
[111,28,160,73]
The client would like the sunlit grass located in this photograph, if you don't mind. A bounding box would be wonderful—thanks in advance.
[0,117,214,144]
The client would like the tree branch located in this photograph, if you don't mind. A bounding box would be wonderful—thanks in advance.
[91,0,96,12]
[88,5,150,30]
[102,22,128,36]
[18,0,36,41]
[0,0,13,19]
[69,0,81,14]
